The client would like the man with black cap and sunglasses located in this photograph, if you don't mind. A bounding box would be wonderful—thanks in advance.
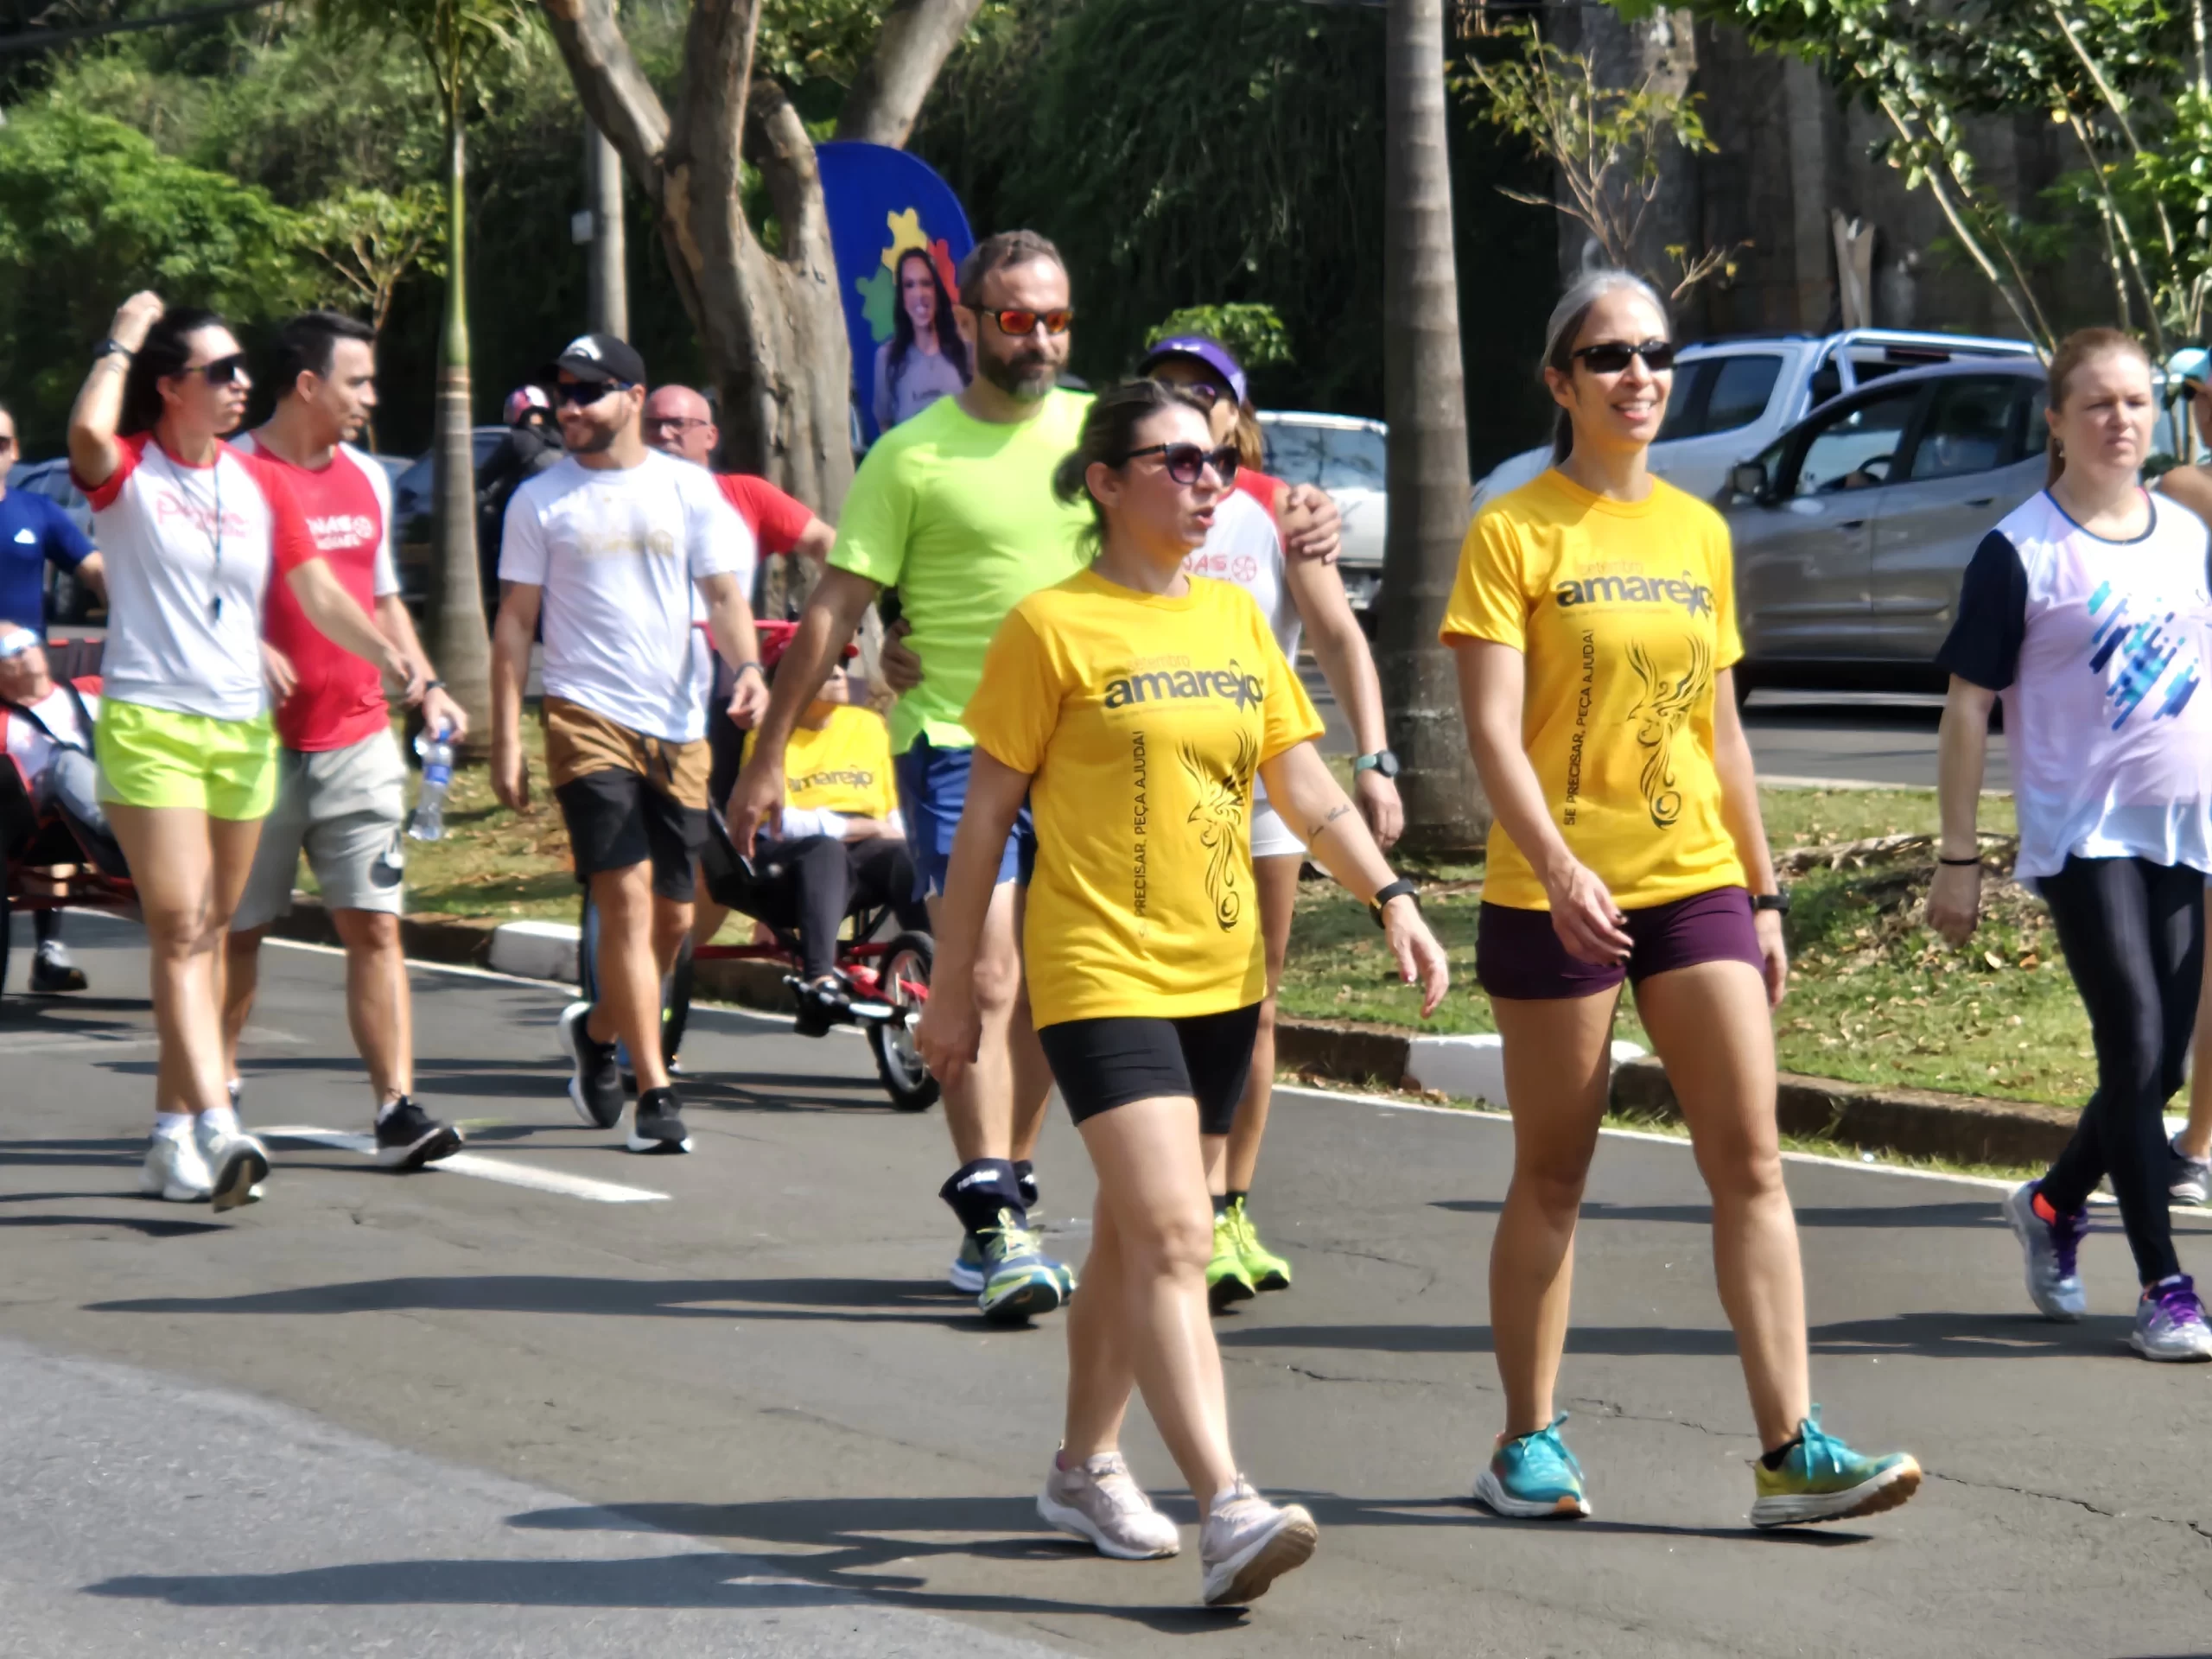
[491,333,766,1155]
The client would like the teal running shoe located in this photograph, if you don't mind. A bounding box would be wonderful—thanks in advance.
[1750,1407,1922,1528]
[948,1231,986,1294]
[1473,1413,1590,1519]
[976,1208,1068,1323]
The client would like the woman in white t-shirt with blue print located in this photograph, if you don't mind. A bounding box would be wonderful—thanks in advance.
[1931,328,2212,1361]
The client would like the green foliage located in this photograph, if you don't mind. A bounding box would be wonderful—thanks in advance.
[296,183,448,333]
[0,104,318,441]
[1146,304,1294,370]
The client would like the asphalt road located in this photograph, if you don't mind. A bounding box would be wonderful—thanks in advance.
[3,914,2205,1656]
[1300,661,2001,792]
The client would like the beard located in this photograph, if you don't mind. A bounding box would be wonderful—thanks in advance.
[977,347,1059,402]
[563,421,618,454]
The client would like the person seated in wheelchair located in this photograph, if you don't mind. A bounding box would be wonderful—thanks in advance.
[0,620,126,882]
[736,646,926,1036]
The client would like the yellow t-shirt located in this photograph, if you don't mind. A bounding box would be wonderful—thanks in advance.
[741,704,898,820]
[964,569,1325,1026]
[1440,468,1747,911]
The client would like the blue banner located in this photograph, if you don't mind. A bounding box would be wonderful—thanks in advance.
[817,141,976,446]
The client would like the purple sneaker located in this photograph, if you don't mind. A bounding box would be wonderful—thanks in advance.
[2133,1275,2212,1362]
[2003,1181,2087,1321]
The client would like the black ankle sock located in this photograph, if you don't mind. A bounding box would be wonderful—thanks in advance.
[1227,1188,1249,1211]
[1211,1192,1231,1217]
[941,1159,1024,1236]
[1014,1159,1038,1209]
[1760,1433,1803,1471]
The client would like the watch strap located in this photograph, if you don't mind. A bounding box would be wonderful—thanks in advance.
[1370,877,1421,927]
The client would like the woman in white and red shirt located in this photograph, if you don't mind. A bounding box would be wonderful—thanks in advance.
[67,290,415,1211]
[1137,334,1403,1304]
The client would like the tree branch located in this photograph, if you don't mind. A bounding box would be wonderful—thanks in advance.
[535,0,671,201]
[833,0,987,147]
[745,76,829,266]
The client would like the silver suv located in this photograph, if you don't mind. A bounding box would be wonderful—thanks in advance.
[1721,359,2050,689]
[1257,410,1387,612]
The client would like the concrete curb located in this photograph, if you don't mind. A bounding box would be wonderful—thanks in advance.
[266,899,2076,1170]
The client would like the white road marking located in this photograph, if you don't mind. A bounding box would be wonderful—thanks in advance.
[257,1126,670,1205]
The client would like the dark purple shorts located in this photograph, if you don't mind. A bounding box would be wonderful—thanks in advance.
[1475,886,1764,1001]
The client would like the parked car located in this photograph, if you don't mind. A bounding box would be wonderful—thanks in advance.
[1471,327,2044,512]
[1721,357,2054,691]
[1257,410,1387,613]
[10,457,101,626]
[389,426,511,610]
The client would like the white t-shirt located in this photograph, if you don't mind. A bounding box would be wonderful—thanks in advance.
[499,450,757,743]
[73,433,315,721]
[1185,475,1300,808]
[3,682,99,784]
[1937,488,2212,884]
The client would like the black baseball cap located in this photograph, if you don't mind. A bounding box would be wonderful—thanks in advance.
[552,332,646,388]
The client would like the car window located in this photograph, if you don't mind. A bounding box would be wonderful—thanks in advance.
[2021,388,2050,461]
[1262,423,1327,487]
[1656,361,1715,442]
[1703,355,1783,434]
[1322,426,1386,492]
[1793,386,1921,495]
[1907,378,2021,480]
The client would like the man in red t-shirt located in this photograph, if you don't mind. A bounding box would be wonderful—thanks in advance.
[221,311,468,1170]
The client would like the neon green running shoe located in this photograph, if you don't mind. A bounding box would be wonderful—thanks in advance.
[1750,1407,1922,1528]
[1228,1196,1292,1293]
[1207,1211,1256,1312]
[976,1208,1068,1324]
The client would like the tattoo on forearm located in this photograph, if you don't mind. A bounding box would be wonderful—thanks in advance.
[1306,803,1354,841]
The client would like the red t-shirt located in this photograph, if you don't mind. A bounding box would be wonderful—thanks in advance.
[715,473,815,556]
[234,434,400,752]
[1236,467,1286,517]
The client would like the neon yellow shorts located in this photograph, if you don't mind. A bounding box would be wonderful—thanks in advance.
[95,699,276,821]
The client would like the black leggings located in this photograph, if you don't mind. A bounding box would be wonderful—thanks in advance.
[748,834,925,979]
[2037,855,2204,1285]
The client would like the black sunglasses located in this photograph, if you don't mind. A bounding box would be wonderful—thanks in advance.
[185,353,250,387]
[1117,442,1239,486]
[1572,339,1675,375]
[557,378,632,407]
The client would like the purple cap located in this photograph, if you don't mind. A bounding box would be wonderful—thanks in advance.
[1138,334,1248,407]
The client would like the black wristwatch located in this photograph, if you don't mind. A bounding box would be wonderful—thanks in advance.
[1753,888,1792,915]
[1353,749,1400,779]
[92,337,133,364]
[1370,877,1421,928]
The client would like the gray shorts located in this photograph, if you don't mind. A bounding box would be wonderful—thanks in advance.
[232,730,409,931]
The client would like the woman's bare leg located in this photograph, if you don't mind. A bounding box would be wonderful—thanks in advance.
[1079,1095,1237,1510]
[1490,990,1618,1436]
[1634,959,1809,1451]
[1061,1192,1135,1459]
[1205,855,1300,1195]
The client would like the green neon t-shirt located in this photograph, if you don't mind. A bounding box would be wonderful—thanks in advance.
[830,387,1094,753]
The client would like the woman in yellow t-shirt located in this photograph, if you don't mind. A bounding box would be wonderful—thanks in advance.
[1444,270,1919,1529]
[918,380,1446,1607]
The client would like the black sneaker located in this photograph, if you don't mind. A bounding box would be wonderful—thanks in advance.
[791,976,849,1039]
[627,1086,693,1154]
[29,942,86,994]
[561,1000,624,1129]
[374,1096,464,1169]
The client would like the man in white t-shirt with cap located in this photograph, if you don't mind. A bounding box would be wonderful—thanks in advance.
[490,333,766,1155]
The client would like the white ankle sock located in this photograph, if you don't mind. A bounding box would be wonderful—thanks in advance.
[153,1112,191,1141]
[200,1104,241,1139]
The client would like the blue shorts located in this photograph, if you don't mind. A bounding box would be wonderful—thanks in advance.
[894,737,1035,900]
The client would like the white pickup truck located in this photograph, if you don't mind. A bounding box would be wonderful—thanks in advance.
[1470,327,2044,509]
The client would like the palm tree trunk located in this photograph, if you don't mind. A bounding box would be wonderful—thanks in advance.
[1379,0,1485,853]
[428,103,493,748]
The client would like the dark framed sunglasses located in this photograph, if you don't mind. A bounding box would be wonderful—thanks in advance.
[557,378,632,407]
[186,353,250,386]
[1572,339,1676,375]
[645,414,711,435]
[1118,441,1239,486]
[982,307,1073,338]
[2183,383,2202,403]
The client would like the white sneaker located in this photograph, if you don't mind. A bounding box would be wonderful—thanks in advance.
[193,1116,270,1213]
[140,1133,213,1203]
[1198,1478,1317,1606]
[1038,1452,1182,1560]
[2133,1275,2212,1362]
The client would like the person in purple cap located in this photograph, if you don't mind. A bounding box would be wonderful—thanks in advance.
[1137,332,1402,1308]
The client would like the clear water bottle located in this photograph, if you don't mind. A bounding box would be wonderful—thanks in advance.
[409,727,454,842]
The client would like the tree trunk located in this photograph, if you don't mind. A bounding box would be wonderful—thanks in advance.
[429,107,493,748]
[1379,0,1484,855]
[833,0,989,147]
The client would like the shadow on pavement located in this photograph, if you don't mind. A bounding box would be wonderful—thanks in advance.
[0,1211,226,1238]
[1432,1198,2007,1230]
[1218,1310,2136,1359]
[0,1138,143,1168]
[85,1273,1027,1334]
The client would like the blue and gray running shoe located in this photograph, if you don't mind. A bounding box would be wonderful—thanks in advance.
[2133,1274,2212,1362]
[1473,1413,1590,1519]
[2003,1179,2088,1321]
[976,1208,1070,1323]
[948,1231,986,1294]
[1750,1407,1921,1527]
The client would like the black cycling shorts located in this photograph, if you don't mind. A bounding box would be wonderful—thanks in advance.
[1037,1003,1263,1137]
